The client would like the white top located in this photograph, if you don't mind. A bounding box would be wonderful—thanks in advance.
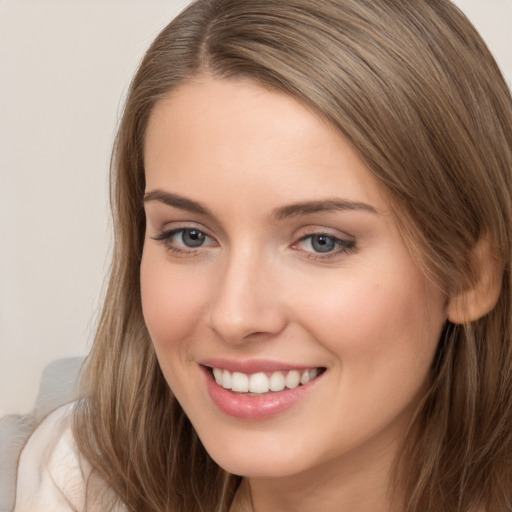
[13,404,125,512]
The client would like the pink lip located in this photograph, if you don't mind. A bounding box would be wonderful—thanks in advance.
[199,358,317,374]
[199,363,324,420]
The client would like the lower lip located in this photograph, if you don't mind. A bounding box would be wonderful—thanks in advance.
[202,366,321,420]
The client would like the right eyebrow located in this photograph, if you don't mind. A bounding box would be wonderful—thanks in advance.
[143,189,212,216]
[271,198,378,220]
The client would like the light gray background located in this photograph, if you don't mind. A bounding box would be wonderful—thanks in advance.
[1,0,511,415]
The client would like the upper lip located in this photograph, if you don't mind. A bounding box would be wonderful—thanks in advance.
[199,358,324,374]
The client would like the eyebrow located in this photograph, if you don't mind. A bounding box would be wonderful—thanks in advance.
[144,189,378,220]
[144,190,212,216]
[271,199,378,220]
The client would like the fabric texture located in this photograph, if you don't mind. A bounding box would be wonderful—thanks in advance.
[1,357,83,512]
[13,404,125,512]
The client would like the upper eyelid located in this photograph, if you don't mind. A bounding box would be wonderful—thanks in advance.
[298,232,348,242]
[295,233,355,248]
[146,212,225,240]
[293,225,355,241]
[145,200,359,238]
[155,227,216,241]
[152,222,215,237]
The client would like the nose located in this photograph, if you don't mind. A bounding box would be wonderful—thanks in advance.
[208,248,288,344]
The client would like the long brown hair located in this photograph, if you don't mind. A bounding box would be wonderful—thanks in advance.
[74,1,512,510]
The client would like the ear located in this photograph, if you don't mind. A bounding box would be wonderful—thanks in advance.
[447,234,502,324]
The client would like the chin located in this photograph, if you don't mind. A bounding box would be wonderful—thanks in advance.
[209,452,305,479]
[196,427,314,478]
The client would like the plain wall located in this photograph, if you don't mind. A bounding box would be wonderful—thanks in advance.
[1,0,511,415]
[0,0,192,415]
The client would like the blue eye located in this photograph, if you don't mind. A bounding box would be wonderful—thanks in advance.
[152,227,215,254]
[297,233,355,257]
[180,229,206,247]
[310,234,337,253]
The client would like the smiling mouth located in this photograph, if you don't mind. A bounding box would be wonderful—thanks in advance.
[208,367,326,394]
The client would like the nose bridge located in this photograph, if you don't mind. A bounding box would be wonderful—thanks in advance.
[209,243,285,344]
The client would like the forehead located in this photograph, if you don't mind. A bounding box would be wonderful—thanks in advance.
[143,77,391,215]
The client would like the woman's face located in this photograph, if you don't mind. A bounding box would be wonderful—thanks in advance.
[141,77,447,479]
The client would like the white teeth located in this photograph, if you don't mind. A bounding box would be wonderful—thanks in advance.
[222,369,232,389]
[212,367,322,394]
[269,371,285,392]
[249,372,270,393]
[300,369,310,385]
[231,372,249,392]
[213,368,223,385]
[284,370,301,389]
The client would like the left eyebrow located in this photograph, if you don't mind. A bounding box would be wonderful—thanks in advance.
[271,199,378,221]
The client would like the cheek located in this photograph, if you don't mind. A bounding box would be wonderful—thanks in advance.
[140,247,208,354]
[295,267,446,389]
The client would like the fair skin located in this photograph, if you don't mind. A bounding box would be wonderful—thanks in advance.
[140,77,448,512]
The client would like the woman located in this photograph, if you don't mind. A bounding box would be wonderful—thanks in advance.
[14,0,512,511]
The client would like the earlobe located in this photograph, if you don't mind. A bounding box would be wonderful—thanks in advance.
[447,234,502,324]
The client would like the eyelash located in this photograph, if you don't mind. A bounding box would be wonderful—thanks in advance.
[294,233,356,260]
[152,228,356,260]
[152,228,216,257]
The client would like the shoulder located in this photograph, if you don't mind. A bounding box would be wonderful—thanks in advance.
[13,403,87,511]
[13,403,125,512]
